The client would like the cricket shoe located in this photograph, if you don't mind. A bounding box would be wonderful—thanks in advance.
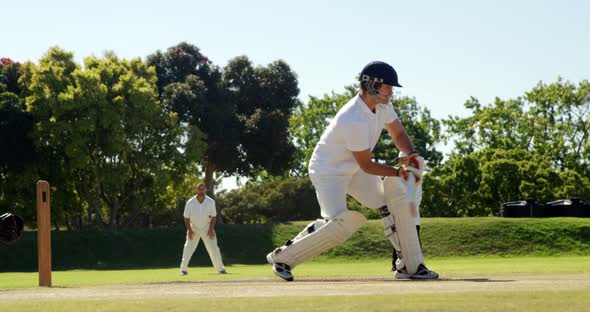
[395,264,438,280]
[272,262,294,282]
[394,269,411,279]
[180,271,188,276]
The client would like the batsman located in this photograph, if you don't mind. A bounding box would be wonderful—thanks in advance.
[266,61,438,281]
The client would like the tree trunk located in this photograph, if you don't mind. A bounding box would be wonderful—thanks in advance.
[204,160,224,224]
[204,161,216,197]
[93,184,105,228]
[109,197,120,232]
[83,182,104,228]
[66,214,72,231]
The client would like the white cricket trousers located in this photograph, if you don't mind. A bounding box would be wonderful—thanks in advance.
[180,230,225,272]
[310,169,386,219]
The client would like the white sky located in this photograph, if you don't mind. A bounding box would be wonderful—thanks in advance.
[4,0,589,190]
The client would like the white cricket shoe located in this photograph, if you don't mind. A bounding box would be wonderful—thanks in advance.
[266,249,294,281]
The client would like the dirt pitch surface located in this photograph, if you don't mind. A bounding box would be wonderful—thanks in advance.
[2,273,589,301]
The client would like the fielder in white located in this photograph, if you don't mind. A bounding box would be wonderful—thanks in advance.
[180,183,226,275]
[266,61,438,281]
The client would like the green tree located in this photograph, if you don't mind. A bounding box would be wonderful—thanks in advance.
[0,59,37,223]
[421,148,590,217]
[23,47,188,231]
[444,78,590,176]
[148,43,299,198]
[0,57,22,94]
[524,79,590,175]
[219,176,319,224]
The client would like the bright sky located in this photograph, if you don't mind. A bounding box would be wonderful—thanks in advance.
[4,0,589,190]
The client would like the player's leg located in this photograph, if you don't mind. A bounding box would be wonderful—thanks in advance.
[345,171,404,272]
[391,225,420,271]
[346,170,386,209]
[383,177,437,279]
[268,209,366,281]
[266,174,367,281]
[201,231,226,273]
[179,231,201,275]
[266,217,328,264]
[392,183,421,272]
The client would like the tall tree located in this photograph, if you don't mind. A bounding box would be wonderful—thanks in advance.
[148,42,234,195]
[147,43,299,199]
[524,78,590,175]
[444,78,590,176]
[22,48,188,231]
[224,56,299,176]
[0,58,37,223]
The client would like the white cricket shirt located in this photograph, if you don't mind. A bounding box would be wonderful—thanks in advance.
[183,195,217,231]
[308,93,398,176]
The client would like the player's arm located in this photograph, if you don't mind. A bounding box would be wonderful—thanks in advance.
[184,216,194,240]
[385,119,415,155]
[352,149,399,176]
[207,216,216,239]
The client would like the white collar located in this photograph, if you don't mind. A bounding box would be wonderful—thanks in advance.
[356,93,376,116]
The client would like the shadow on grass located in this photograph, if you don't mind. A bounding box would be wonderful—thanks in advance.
[144,277,513,285]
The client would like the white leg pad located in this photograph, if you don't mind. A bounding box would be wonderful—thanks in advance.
[383,176,424,275]
[271,210,367,268]
[292,219,328,242]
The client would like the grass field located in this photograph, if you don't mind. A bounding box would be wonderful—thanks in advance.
[2,256,589,311]
[2,218,589,311]
[3,217,589,271]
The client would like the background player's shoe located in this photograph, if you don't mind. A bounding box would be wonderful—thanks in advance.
[179,271,188,276]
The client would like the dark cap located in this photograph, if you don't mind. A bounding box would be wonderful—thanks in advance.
[358,61,402,87]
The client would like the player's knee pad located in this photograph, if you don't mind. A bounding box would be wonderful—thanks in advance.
[379,205,401,251]
[290,219,328,243]
[383,177,424,275]
[271,210,367,268]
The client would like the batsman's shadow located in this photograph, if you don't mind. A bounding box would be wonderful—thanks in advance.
[295,277,514,283]
[146,277,514,285]
[428,277,513,283]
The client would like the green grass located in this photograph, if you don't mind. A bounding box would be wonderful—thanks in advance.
[2,256,589,312]
[2,255,589,289]
[2,217,589,271]
[4,291,590,312]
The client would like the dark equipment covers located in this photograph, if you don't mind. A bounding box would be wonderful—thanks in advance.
[0,212,24,244]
